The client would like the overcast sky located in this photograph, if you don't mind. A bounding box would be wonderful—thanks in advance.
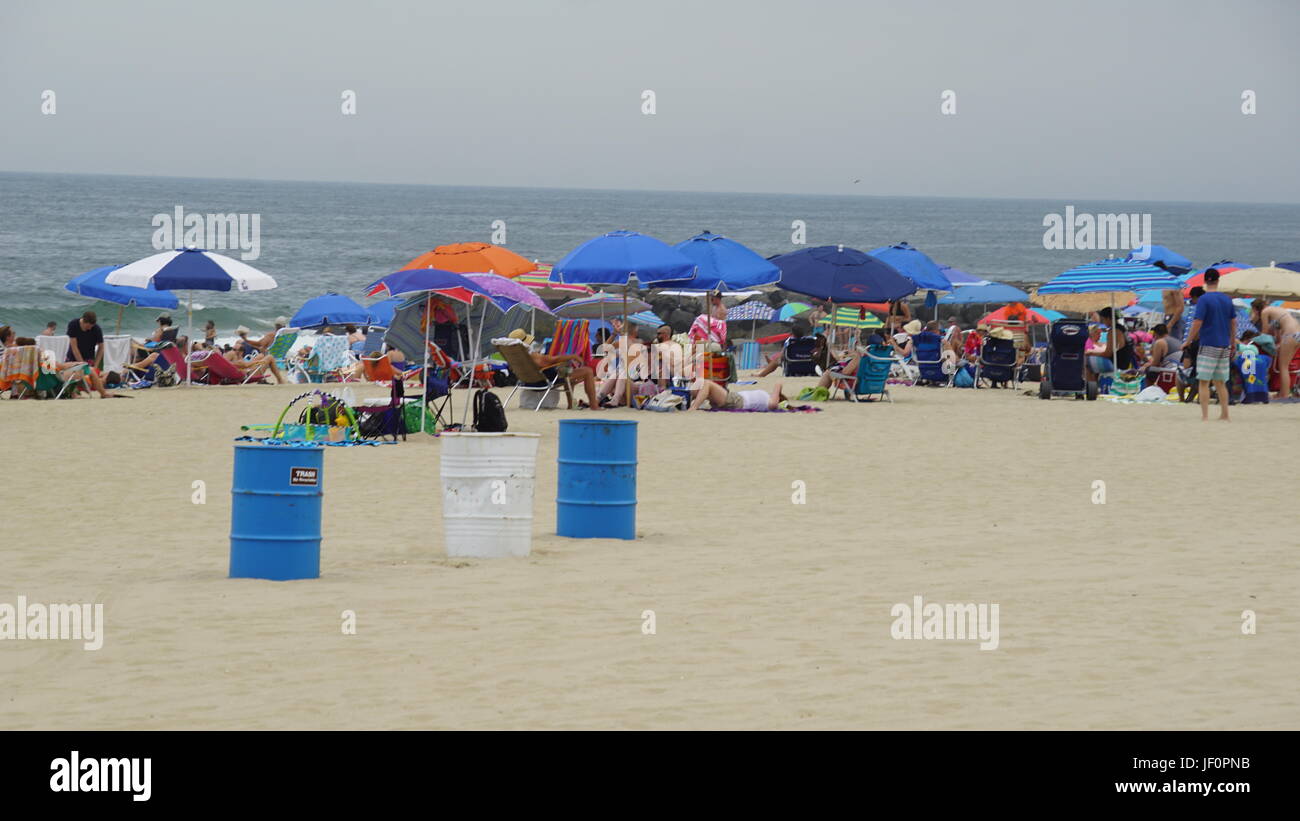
[2,0,1297,202]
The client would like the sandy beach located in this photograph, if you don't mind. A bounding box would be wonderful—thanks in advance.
[2,378,1296,730]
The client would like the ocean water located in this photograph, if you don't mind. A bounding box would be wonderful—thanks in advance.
[1,171,1297,337]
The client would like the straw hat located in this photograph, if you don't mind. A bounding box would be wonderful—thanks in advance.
[236,325,250,335]
[274,316,288,326]
[507,328,535,347]
[903,319,923,335]
[990,327,1014,340]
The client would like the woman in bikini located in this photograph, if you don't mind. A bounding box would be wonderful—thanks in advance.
[1251,298,1300,398]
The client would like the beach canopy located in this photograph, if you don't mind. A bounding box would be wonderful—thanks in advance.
[726,301,777,321]
[937,281,1030,305]
[290,292,372,329]
[867,242,952,291]
[818,306,883,329]
[403,242,536,278]
[1125,245,1193,274]
[462,273,551,313]
[549,230,696,286]
[554,291,652,319]
[770,245,916,303]
[106,248,276,292]
[1218,264,1300,299]
[658,231,781,291]
[65,265,178,309]
[979,304,1057,326]
[364,297,403,328]
[365,268,490,304]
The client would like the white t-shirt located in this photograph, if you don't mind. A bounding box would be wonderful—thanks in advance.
[738,389,770,411]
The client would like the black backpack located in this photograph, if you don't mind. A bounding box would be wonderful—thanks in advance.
[472,389,508,432]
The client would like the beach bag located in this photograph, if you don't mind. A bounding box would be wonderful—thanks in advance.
[1111,372,1142,396]
[954,365,975,388]
[644,390,684,412]
[472,389,508,432]
[402,400,439,434]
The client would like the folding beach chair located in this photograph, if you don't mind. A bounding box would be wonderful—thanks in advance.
[360,352,421,385]
[159,345,192,383]
[297,334,355,382]
[911,331,953,386]
[977,336,1019,389]
[853,345,893,402]
[189,350,269,385]
[265,328,299,372]
[497,339,574,411]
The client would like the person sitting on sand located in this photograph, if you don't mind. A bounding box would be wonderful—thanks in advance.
[507,329,599,409]
[1139,323,1182,387]
[688,379,787,411]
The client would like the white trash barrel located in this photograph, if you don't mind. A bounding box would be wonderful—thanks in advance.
[439,432,540,558]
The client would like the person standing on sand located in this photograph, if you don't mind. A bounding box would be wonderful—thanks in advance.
[1249,297,1300,399]
[1185,269,1236,422]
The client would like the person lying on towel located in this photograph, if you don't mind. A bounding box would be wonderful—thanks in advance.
[688,380,787,412]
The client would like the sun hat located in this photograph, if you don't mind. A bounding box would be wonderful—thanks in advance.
[274,316,288,326]
[990,327,1014,340]
[507,328,535,347]
[236,325,250,335]
[903,319,923,335]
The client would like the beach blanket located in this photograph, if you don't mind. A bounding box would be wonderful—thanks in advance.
[705,405,821,413]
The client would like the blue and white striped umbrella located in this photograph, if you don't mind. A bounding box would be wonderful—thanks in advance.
[106,248,277,385]
[1036,258,1181,296]
[726,301,776,321]
[626,310,664,327]
[554,291,652,319]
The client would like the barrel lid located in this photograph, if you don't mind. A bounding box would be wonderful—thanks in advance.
[557,419,638,426]
[440,432,541,438]
[233,440,325,450]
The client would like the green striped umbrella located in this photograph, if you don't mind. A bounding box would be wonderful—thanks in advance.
[817,306,883,329]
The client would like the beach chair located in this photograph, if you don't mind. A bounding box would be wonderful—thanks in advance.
[548,319,596,369]
[1037,319,1096,400]
[189,350,269,385]
[497,339,573,410]
[853,345,893,402]
[911,331,952,386]
[977,336,1019,389]
[159,345,193,384]
[297,334,355,382]
[782,336,818,376]
[265,328,299,371]
[360,352,420,385]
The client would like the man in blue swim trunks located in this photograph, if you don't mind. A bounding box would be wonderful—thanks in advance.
[1185,269,1237,422]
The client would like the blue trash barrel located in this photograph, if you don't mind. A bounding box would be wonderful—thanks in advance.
[556,419,637,540]
[230,442,323,580]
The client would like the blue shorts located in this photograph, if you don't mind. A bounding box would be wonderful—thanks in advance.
[1087,356,1116,374]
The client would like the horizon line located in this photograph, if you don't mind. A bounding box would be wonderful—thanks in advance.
[3,168,1299,209]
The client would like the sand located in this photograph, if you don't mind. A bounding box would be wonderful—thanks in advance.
[2,377,1297,730]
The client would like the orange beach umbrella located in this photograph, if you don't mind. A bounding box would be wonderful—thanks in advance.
[403,242,536,278]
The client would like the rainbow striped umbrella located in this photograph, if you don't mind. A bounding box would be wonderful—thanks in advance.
[514,264,593,299]
[817,306,883,329]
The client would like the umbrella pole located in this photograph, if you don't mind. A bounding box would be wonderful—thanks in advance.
[624,286,632,408]
[1110,293,1118,376]
[422,295,431,433]
[186,291,193,387]
[116,305,124,335]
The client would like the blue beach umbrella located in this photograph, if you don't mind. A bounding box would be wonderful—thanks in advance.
[549,230,696,286]
[770,245,916,303]
[365,297,403,329]
[937,282,1030,305]
[659,231,781,291]
[939,265,989,287]
[550,230,696,405]
[868,242,952,292]
[1126,244,1193,275]
[106,248,277,385]
[65,264,179,333]
[290,292,372,329]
